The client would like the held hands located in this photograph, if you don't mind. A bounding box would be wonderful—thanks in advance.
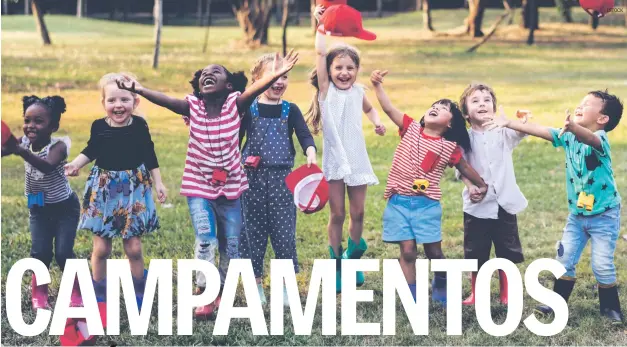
[469,185,488,203]
[271,49,299,78]
[306,146,317,168]
[375,123,386,136]
[370,70,388,87]
[155,181,168,203]
[64,162,80,177]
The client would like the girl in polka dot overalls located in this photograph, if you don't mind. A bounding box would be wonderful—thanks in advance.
[239,54,317,306]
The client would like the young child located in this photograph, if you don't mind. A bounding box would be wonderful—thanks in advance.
[65,73,167,308]
[484,90,623,323]
[370,70,487,304]
[307,6,386,292]
[116,51,299,318]
[239,53,317,306]
[1,95,82,310]
[457,83,528,306]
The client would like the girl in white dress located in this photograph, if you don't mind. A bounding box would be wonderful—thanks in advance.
[305,5,386,293]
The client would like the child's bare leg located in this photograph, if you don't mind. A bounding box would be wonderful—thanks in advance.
[399,240,418,284]
[123,236,145,279]
[91,236,112,281]
[346,185,367,244]
[327,180,346,256]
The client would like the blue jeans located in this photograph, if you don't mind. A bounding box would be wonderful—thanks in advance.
[29,193,80,270]
[556,206,621,285]
[187,196,241,288]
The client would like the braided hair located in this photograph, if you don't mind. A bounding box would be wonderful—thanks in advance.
[189,65,248,99]
[22,95,67,129]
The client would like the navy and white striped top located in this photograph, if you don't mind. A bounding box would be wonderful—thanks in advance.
[23,137,73,204]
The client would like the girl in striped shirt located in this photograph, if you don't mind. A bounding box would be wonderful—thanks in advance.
[117,50,299,318]
[370,70,487,304]
[2,95,82,310]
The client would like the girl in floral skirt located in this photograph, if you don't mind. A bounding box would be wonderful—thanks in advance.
[65,72,167,307]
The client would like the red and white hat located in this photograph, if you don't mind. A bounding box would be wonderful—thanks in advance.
[317,4,376,41]
[579,0,614,17]
[317,0,347,8]
[60,302,107,346]
[285,164,329,214]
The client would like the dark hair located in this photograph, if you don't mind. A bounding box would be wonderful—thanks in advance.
[189,65,248,99]
[305,45,361,135]
[22,95,67,129]
[588,89,623,132]
[459,83,497,121]
[419,99,471,152]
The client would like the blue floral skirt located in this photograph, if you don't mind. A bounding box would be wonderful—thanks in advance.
[78,164,159,239]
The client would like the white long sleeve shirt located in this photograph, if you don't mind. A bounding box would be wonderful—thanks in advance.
[458,127,528,219]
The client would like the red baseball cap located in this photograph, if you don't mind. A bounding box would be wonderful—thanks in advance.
[285,164,329,214]
[579,0,614,17]
[60,302,107,346]
[317,0,347,8]
[318,4,376,41]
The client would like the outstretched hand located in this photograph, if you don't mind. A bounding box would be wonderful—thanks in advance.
[64,163,80,177]
[558,109,571,138]
[116,78,143,94]
[370,70,388,87]
[272,49,299,78]
[483,105,511,131]
[314,5,325,22]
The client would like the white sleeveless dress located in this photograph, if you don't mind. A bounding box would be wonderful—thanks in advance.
[320,83,379,186]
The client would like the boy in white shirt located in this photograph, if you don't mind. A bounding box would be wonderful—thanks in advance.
[457,83,528,305]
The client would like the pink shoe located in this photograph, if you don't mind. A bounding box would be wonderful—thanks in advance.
[193,287,221,320]
[70,278,83,307]
[31,274,50,310]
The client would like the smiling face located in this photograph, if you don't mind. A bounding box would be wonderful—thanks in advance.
[422,102,454,132]
[23,104,56,145]
[329,55,358,90]
[102,84,138,126]
[199,64,232,96]
[464,89,496,125]
[573,94,607,130]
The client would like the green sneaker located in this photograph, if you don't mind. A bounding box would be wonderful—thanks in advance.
[257,282,267,306]
[342,238,368,286]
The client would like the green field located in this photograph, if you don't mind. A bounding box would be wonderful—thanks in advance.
[2,8,627,345]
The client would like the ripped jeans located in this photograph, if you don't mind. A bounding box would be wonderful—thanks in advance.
[187,196,242,288]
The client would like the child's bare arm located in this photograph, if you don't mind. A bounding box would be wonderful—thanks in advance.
[117,80,190,117]
[237,50,299,112]
[455,157,487,189]
[363,95,386,135]
[315,31,330,99]
[16,141,67,174]
[484,115,553,142]
[370,70,404,128]
[560,111,602,151]
[64,154,92,176]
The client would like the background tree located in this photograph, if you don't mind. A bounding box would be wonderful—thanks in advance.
[153,0,163,69]
[230,0,274,47]
[527,0,537,45]
[203,0,213,53]
[281,0,290,56]
[31,0,51,45]
[555,0,573,23]
[421,0,434,31]
[466,0,486,37]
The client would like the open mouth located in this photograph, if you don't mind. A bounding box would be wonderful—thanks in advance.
[26,131,37,138]
[337,76,351,83]
[271,85,284,93]
[428,110,438,117]
[202,76,217,87]
[113,110,126,117]
[478,109,488,114]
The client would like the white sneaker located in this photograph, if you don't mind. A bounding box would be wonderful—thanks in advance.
[257,282,267,306]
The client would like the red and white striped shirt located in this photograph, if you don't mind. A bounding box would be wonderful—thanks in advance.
[181,92,248,200]
[384,114,461,201]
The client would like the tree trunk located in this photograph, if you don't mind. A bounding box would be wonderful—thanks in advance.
[152,0,163,69]
[423,0,434,31]
[77,0,82,17]
[589,14,599,30]
[376,0,383,18]
[294,0,299,25]
[282,0,289,56]
[3,0,8,15]
[527,0,537,45]
[503,0,514,25]
[122,1,130,21]
[555,0,573,23]
[467,0,486,37]
[202,0,212,53]
[25,0,30,15]
[230,0,274,47]
[31,0,51,45]
[197,0,203,26]
[310,0,317,35]
[109,0,116,20]
[521,0,539,29]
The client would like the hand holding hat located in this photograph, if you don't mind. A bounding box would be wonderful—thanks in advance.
[286,164,329,214]
[317,4,377,41]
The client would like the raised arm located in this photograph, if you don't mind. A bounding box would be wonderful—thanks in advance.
[236,50,299,112]
[117,80,190,117]
[370,70,404,128]
[484,114,553,142]
[559,110,602,151]
[315,31,330,99]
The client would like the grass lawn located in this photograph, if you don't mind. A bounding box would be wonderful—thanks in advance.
[2,7,627,345]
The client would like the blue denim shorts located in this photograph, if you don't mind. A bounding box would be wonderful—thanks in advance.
[382,194,442,244]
